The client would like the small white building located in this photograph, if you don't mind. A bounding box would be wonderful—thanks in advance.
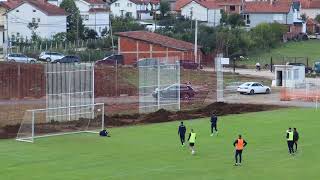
[110,0,160,20]
[180,0,221,26]
[273,65,305,88]
[4,1,67,41]
[75,0,110,36]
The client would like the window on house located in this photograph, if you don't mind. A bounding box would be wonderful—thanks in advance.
[115,3,120,7]
[33,9,36,12]
[127,3,132,7]
[32,18,36,23]
[16,32,20,37]
[37,18,40,22]
[85,15,89,20]
[230,5,235,11]
[16,10,19,12]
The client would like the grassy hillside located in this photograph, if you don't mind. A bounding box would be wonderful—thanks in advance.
[0,108,319,180]
[238,40,320,67]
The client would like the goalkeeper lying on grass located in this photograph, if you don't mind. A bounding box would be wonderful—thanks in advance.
[99,129,110,137]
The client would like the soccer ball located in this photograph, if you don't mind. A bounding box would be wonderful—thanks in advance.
[192,150,195,155]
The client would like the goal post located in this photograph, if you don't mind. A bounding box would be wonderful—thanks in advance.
[16,103,105,143]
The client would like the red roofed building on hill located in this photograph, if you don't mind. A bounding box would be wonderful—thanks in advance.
[0,0,67,47]
[110,0,160,20]
[242,0,297,28]
[175,0,242,14]
[115,31,203,65]
[180,0,222,26]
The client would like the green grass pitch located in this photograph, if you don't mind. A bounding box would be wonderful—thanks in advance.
[0,108,319,180]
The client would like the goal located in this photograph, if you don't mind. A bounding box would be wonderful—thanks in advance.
[16,103,105,143]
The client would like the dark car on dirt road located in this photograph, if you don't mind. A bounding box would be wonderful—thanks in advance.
[52,55,80,64]
[179,60,203,69]
[152,84,196,100]
[95,54,124,66]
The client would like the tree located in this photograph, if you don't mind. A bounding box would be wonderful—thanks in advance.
[27,22,39,42]
[111,16,145,33]
[220,10,245,28]
[84,28,98,39]
[300,13,307,22]
[159,1,170,18]
[60,0,85,41]
[52,32,67,42]
[315,14,320,23]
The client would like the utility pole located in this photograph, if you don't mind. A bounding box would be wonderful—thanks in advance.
[190,7,193,32]
[109,15,115,54]
[76,14,79,50]
[194,19,198,66]
[5,12,9,56]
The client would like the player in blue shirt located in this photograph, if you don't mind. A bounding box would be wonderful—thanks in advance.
[178,121,187,146]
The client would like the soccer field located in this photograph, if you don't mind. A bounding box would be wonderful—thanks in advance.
[0,108,319,180]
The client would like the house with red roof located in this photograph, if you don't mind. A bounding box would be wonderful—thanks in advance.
[75,0,110,36]
[175,0,242,14]
[115,31,203,64]
[300,0,320,18]
[180,0,222,26]
[242,0,297,28]
[110,0,160,20]
[0,0,67,46]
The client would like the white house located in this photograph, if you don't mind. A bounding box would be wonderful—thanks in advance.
[300,0,320,18]
[4,1,67,42]
[180,0,221,26]
[242,1,295,28]
[75,0,110,36]
[110,0,160,20]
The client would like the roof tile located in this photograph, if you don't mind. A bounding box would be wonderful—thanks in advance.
[115,31,200,51]
[243,1,291,13]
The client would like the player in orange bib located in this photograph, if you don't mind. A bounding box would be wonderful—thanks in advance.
[233,135,248,166]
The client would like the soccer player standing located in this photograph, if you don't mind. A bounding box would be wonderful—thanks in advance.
[178,122,186,146]
[286,128,294,155]
[293,128,299,152]
[210,113,218,136]
[188,129,197,155]
[233,135,247,166]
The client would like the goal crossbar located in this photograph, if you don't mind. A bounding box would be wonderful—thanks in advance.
[16,103,105,143]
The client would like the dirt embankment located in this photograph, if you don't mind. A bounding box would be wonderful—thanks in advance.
[0,102,284,139]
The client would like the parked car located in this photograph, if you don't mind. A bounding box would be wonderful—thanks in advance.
[314,62,320,73]
[133,58,165,67]
[39,52,64,62]
[152,84,196,100]
[237,82,271,95]
[287,62,313,73]
[179,60,203,69]
[52,55,80,64]
[95,54,124,66]
[5,53,37,63]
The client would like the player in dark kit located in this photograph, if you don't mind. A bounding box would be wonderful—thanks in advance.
[178,122,186,146]
[210,113,218,136]
[293,128,299,152]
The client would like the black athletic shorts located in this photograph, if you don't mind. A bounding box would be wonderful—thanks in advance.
[189,143,195,147]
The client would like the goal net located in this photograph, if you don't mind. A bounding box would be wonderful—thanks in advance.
[16,103,105,143]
